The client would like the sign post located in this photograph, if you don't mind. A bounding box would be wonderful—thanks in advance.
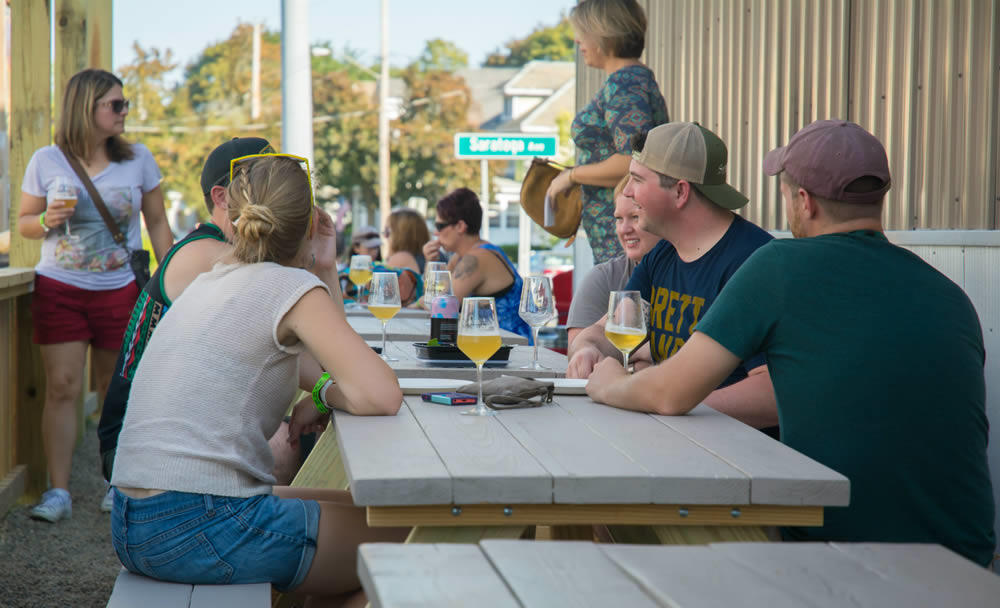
[454,132,558,255]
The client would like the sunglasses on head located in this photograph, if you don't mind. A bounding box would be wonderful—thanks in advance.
[229,153,315,232]
[99,98,130,114]
[435,220,456,231]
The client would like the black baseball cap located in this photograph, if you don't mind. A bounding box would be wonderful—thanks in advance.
[199,137,275,196]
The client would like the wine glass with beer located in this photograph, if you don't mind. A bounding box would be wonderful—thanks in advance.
[368,272,401,361]
[457,297,502,416]
[605,290,646,372]
[348,254,373,310]
[48,176,78,237]
[518,275,557,370]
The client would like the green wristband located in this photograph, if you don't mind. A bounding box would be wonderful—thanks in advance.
[311,372,331,415]
[39,211,50,233]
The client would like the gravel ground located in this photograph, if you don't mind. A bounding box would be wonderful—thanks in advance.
[0,422,122,608]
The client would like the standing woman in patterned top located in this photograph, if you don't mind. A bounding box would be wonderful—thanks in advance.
[16,69,172,523]
[546,0,668,263]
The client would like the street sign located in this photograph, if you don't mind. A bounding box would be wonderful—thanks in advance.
[454,132,559,159]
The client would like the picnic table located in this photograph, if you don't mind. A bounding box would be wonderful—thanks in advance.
[345,305,429,319]
[347,315,530,345]
[373,340,567,380]
[330,394,850,544]
[358,540,1000,607]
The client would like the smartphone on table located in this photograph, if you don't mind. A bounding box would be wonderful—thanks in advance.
[421,392,477,405]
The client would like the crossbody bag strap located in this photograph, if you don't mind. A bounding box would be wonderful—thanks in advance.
[58,144,127,247]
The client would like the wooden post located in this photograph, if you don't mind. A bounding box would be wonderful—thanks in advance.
[54,0,87,129]
[86,0,112,70]
[10,0,51,499]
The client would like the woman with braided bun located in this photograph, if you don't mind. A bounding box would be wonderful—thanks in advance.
[109,154,406,606]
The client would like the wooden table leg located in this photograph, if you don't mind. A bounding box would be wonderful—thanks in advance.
[289,424,349,490]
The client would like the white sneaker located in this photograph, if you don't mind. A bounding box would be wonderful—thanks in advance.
[101,484,114,513]
[30,488,72,522]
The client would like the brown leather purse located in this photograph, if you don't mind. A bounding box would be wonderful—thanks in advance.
[519,158,582,242]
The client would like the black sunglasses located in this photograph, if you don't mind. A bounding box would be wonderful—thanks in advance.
[100,98,130,114]
[435,220,456,231]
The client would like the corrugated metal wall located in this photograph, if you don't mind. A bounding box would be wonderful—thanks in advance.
[576,0,1000,231]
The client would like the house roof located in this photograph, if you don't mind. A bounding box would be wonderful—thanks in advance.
[497,78,575,133]
[503,60,575,95]
[455,66,520,128]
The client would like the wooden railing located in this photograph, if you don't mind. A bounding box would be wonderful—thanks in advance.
[0,267,44,513]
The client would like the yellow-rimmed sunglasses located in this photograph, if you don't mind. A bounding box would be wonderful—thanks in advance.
[229,153,316,233]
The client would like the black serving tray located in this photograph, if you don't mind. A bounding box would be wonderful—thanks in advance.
[413,342,513,362]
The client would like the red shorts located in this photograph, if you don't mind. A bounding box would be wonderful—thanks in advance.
[31,275,140,350]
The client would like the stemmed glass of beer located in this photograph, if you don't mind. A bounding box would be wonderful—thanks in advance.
[48,176,78,237]
[457,297,501,416]
[368,272,401,361]
[605,290,646,372]
[422,262,449,310]
[348,254,373,310]
[518,275,557,370]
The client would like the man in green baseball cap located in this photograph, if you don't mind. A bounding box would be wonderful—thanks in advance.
[568,122,779,436]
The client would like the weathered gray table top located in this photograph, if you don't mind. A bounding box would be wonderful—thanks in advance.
[358,541,1000,608]
[348,315,529,345]
[373,340,566,380]
[332,395,849,508]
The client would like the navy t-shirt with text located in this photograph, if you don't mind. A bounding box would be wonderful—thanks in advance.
[625,214,772,387]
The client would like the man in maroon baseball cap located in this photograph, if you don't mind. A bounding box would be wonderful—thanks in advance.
[587,119,996,566]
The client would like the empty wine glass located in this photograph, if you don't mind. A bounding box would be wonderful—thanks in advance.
[457,297,501,416]
[369,272,401,361]
[348,254,373,310]
[604,290,646,372]
[422,262,449,310]
[518,275,557,370]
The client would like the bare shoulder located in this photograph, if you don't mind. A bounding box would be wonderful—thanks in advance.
[162,238,232,301]
[386,250,419,273]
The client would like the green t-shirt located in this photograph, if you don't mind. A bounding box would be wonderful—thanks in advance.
[696,230,996,566]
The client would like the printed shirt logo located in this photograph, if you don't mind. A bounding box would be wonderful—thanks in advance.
[648,285,706,361]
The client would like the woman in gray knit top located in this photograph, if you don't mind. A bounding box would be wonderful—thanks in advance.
[109,155,407,605]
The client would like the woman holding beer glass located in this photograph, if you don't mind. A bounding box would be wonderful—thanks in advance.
[16,69,171,523]
[110,154,406,605]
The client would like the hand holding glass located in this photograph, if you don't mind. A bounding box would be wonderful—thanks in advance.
[348,254,373,309]
[47,176,78,236]
[518,275,557,370]
[457,297,502,416]
[368,272,401,361]
[605,290,646,372]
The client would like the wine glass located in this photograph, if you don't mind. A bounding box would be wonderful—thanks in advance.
[604,290,646,372]
[424,269,453,306]
[47,176,78,237]
[348,254,373,310]
[518,275,557,370]
[457,297,502,416]
[368,272,401,361]
[422,262,448,310]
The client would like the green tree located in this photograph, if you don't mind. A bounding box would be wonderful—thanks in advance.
[413,39,468,73]
[484,17,574,66]
[119,43,176,122]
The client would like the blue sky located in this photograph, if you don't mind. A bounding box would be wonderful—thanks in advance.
[114,0,573,80]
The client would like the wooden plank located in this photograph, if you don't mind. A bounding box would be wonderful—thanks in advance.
[376,340,566,380]
[553,396,749,504]
[651,405,850,506]
[0,465,26,516]
[54,0,88,128]
[288,425,349,490]
[14,295,46,498]
[491,399,654,504]
[346,306,429,319]
[349,316,529,345]
[404,396,552,504]
[712,542,941,607]
[0,268,34,289]
[405,525,529,544]
[10,0,49,268]
[333,402,451,506]
[0,300,13,476]
[480,539,663,608]
[367,504,823,528]
[106,569,193,608]
[358,543,520,608]
[599,544,815,608]
[189,583,271,608]
[85,0,112,70]
[830,542,1000,606]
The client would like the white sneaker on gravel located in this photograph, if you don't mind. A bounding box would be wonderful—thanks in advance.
[30,488,72,522]
[101,484,113,513]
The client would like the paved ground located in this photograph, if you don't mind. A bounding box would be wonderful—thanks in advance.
[0,421,122,607]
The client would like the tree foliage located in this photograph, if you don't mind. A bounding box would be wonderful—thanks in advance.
[484,17,574,66]
[413,39,468,73]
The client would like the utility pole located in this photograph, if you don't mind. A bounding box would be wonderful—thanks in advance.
[251,23,261,121]
[378,0,390,239]
[281,0,313,163]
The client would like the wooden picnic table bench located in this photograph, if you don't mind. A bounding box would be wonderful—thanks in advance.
[106,568,270,608]
[358,540,1000,608]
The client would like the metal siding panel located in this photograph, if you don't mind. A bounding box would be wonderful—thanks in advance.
[959,247,1000,560]
[898,245,964,284]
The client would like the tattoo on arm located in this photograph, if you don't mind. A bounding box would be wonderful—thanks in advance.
[453,254,479,280]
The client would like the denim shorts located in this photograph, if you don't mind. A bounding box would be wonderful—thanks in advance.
[110,488,320,591]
